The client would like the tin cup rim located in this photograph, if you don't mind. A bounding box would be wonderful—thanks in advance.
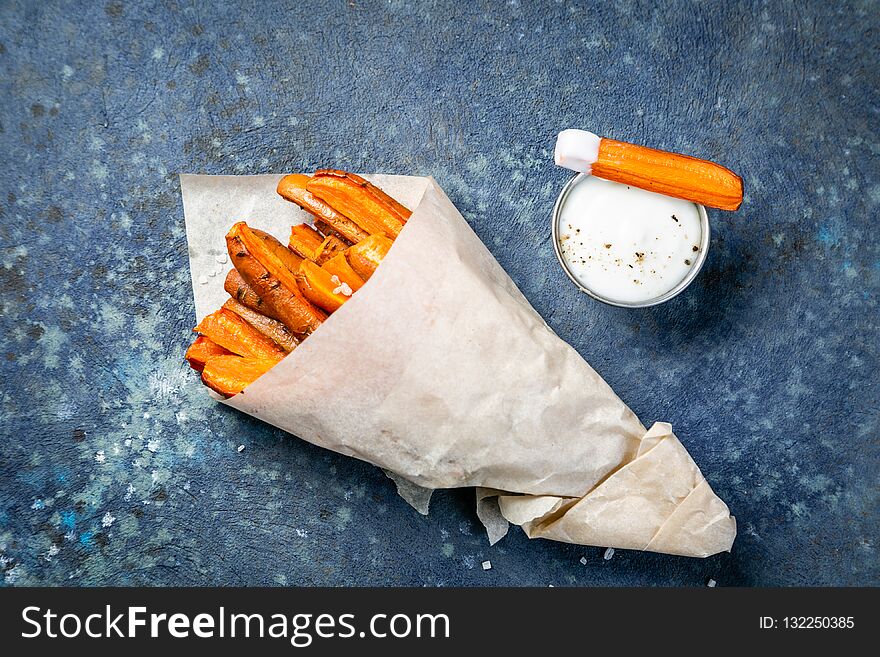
[551,173,710,308]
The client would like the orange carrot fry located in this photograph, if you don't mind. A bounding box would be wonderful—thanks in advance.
[313,169,412,221]
[322,252,365,292]
[185,336,232,372]
[224,269,281,322]
[295,260,352,313]
[194,308,285,361]
[306,174,405,238]
[313,220,353,246]
[222,298,298,353]
[277,174,370,244]
[249,227,304,273]
[201,355,278,397]
[313,234,347,265]
[288,223,324,260]
[346,234,393,281]
[555,130,743,211]
[227,222,326,336]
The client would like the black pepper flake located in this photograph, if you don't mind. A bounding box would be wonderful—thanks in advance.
[692,245,699,252]
[684,259,691,265]
[604,243,612,249]
[672,215,678,222]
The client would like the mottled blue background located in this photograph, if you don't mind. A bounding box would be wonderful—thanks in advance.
[0,0,877,586]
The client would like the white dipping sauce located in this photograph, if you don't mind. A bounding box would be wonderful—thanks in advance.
[556,176,703,304]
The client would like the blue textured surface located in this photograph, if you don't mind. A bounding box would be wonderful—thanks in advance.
[0,0,877,586]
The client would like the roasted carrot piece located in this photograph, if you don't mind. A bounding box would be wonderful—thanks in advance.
[194,308,285,361]
[201,355,277,397]
[306,174,405,239]
[314,234,348,265]
[227,223,326,336]
[231,223,304,295]
[185,336,232,372]
[222,298,298,353]
[313,169,412,221]
[288,223,324,260]
[295,260,352,313]
[277,174,370,244]
[585,136,744,211]
[224,269,281,322]
[346,234,393,281]
[322,252,365,292]
[250,227,304,273]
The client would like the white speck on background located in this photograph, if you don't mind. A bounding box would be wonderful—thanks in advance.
[61,64,74,79]
[124,484,135,501]
[237,444,245,453]
[603,547,615,560]
[31,499,44,510]
[579,556,587,565]
[707,579,717,587]
[147,438,159,452]
[4,564,21,585]
[46,544,60,560]
[295,529,308,538]
[152,47,164,60]
[481,560,492,570]
[95,450,106,464]
[102,512,115,528]
[215,252,228,264]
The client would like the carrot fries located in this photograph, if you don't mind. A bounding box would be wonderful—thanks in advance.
[187,170,411,396]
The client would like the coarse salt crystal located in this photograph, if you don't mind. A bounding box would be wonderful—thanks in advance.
[603,547,615,560]
[481,560,492,570]
[579,556,587,565]
[332,282,353,297]
[237,444,245,453]
[215,253,228,264]
[707,579,717,587]
[199,275,208,285]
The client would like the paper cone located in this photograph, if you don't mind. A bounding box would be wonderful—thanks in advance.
[181,173,736,558]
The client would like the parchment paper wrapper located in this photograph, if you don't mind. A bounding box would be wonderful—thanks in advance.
[181,173,736,558]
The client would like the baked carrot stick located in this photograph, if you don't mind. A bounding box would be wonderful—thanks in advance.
[313,169,412,222]
[224,269,281,322]
[555,129,743,211]
[322,252,365,292]
[185,336,232,372]
[277,174,370,244]
[346,234,393,281]
[306,172,406,238]
[201,355,278,397]
[313,234,348,265]
[227,223,326,336]
[288,223,324,260]
[295,260,353,313]
[222,298,298,353]
[194,308,285,361]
